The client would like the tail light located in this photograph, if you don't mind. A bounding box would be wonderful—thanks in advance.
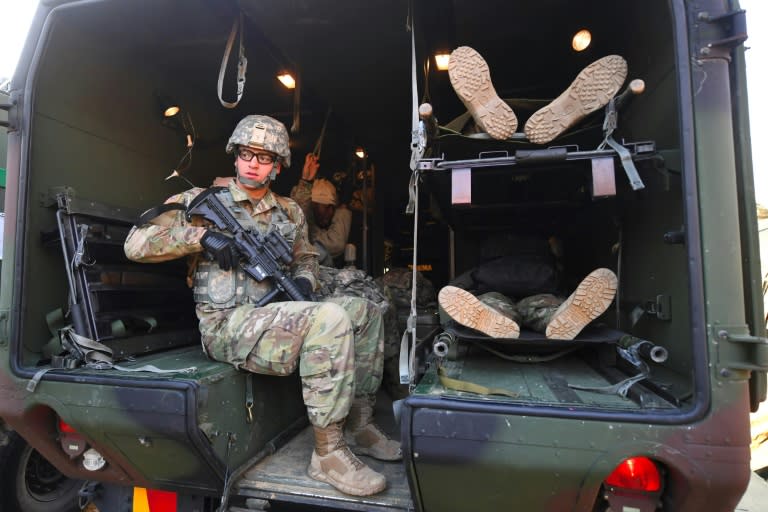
[57,417,87,458]
[134,487,178,512]
[602,456,663,512]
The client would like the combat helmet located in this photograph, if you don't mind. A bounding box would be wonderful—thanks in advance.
[226,115,291,167]
[311,178,338,206]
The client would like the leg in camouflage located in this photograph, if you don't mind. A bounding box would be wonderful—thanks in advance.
[199,299,390,496]
[200,300,356,427]
[514,293,565,333]
[324,296,401,461]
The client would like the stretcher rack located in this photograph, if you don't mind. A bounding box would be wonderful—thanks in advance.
[44,189,199,359]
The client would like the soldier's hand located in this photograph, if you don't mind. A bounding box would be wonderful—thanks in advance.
[295,277,314,300]
[302,154,320,181]
[200,231,240,270]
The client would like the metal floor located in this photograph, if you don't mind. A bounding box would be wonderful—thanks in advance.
[235,393,413,512]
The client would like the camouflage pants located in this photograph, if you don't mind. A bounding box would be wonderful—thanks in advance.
[197,296,384,428]
[477,292,565,333]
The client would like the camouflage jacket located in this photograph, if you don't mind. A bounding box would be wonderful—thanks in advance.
[290,179,352,259]
[124,181,319,290]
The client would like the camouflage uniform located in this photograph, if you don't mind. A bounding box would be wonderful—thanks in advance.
[476,292,564,333]
[125,181,384,428]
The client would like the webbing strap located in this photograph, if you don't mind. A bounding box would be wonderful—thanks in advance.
[217,13,248,109]
[438,366,518,398]
[312,107,333,158]
[136,202,186,226]
[598,99,644,191]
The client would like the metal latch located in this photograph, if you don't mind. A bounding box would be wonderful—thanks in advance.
[0,101,11,129]
[645,295,671,321]
[697,9,748,60]
[717,328,768,373]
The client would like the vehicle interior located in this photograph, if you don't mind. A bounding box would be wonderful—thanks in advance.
[8,0,701,507]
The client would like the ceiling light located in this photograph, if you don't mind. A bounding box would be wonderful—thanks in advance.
[434,52,451,71]
[355,147,366,159]
[277,73,296,89]
[572,29,592,52]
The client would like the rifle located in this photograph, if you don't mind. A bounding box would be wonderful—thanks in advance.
[186,187,309,305]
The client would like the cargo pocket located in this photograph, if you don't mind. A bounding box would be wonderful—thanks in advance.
[299,348,334,408]
[244,325,303,376]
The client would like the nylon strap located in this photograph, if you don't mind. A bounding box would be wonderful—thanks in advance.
[598,99,644,191]
[312,107,332,158]
[438,366,518,398]
[136,203,186,226]
[218,13,248,109]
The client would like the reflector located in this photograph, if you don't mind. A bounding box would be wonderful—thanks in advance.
[605,456,661,492]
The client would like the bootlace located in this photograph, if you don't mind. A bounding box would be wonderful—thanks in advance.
[336,444,365,471]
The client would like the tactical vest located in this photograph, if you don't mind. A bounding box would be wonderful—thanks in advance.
[193,188,296,309]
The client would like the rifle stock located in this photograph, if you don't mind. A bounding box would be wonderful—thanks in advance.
[187,187,309,303]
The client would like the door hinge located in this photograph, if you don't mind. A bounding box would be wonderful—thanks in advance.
[715,325,768,377]
[696,9,748,61]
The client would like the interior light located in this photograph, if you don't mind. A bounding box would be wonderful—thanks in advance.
[163,105,180,117]
[355,147,366,159]
[277,73,297,89]
[604,456,661,492]
[572,29,592,52]
[434,52,451,71]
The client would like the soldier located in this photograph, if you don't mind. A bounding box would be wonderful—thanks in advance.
[438,268,618,339]
[290,153,352,267]
[124,115,399,497]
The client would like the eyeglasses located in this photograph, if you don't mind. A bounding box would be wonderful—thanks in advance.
[237,148,277,165]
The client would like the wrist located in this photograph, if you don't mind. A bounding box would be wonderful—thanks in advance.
[301,178,314,184]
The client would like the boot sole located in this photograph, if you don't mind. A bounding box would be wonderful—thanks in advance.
[438,286,520,338]
[308,463,387,496]
[545,268,618,340]
[524,55,627,144]
[448,46,517,140]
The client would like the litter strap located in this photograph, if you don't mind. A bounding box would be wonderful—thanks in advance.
[438,366,518,398]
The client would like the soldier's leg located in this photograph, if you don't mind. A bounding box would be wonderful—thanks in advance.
[207,301,386,496]
[515,293,565,334]
[438,286,520,338]
[325,296,402,461]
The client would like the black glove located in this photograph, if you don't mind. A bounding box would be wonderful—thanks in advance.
[295,277,314,299]
[200,231,240,270]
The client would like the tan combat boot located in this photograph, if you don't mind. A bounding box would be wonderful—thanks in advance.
[438,286,520,338]
[448,46,518,140]
[308,421,387,496]
[524,55,627,144]
[345,397,402,461]
[545,268,618,340]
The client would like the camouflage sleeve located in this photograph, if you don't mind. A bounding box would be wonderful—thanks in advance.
[281,196,319,289]
[289,179,313,219]
[124,188,208,263]
[311,206,352,258]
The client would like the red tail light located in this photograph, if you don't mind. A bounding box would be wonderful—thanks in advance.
[146,488,177,511]
[58,418,78,433]
[604,456,661,492]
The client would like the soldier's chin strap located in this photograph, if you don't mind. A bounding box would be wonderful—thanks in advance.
[236,161,279,189]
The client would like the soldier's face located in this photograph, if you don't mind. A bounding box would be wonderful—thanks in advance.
[235,145,281,189]
[312,202,335,228]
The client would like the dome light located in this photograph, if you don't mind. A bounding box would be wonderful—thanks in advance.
[572,29,592,52]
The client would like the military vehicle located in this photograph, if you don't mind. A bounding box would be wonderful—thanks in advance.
[0,0,765,511]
